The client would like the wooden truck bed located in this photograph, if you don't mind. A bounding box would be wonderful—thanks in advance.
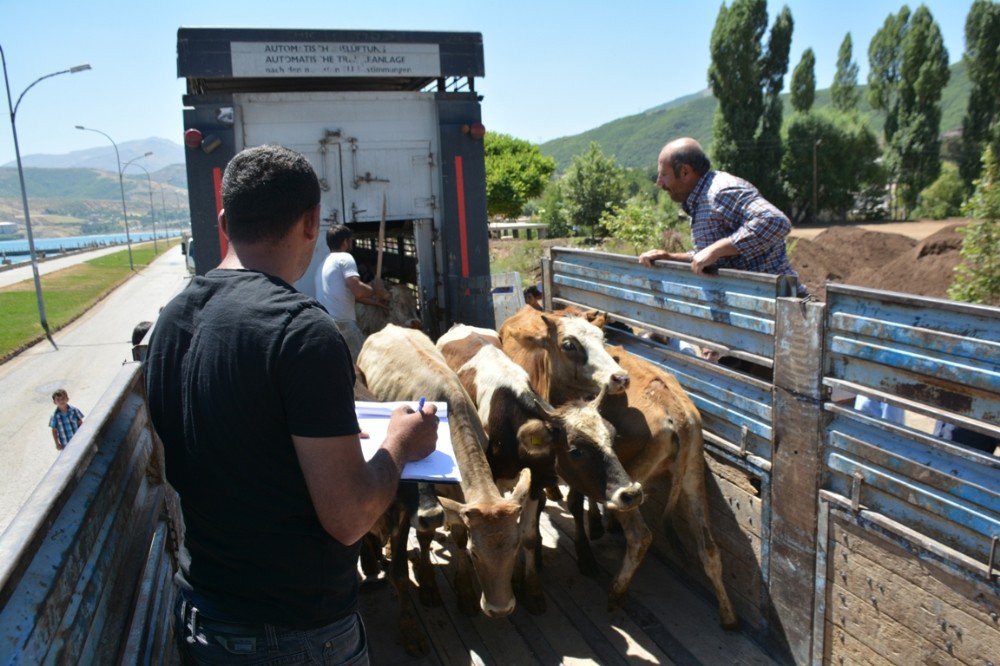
[360,488,775,665]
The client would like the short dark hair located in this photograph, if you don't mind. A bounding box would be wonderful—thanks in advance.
[221,145,320,244]
[52,389,68,400]
[524,285,542,298]
[670,144,712,178]
[326,224,354,252]
[131,321,152,346]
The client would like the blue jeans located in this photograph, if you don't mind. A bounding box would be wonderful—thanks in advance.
[174,593,368,665]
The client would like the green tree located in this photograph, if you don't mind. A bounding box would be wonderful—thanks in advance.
[868,6,950,217]
[483,133,555,219]
[599,195,685,254]
[949,146,1000,304]
[561,143,628,238]
[913,162,965,219]
[958,0,1000,188]
[539,180,573,238]
[709,0,793,205]
[781,110,882,223]
[831,33,861,112]
[790,48,816,112]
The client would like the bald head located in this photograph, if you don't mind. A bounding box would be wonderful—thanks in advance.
[659,138,711,179]
[655,137,711,203]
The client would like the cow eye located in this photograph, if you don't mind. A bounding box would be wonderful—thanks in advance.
[568,446,583,458]
[561,340,576,352]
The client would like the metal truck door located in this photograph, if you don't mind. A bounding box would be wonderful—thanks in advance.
[343,140,434,223]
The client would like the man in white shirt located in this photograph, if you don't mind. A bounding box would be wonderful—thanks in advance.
[315,224,386,361]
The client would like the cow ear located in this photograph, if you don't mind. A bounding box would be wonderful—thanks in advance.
[509,467,532,509]
[539,314,559,340]
[517,419,553,460]
[437,495,465,524]
[584,310,606,329]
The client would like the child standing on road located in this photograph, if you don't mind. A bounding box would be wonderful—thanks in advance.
[49,389,84,450]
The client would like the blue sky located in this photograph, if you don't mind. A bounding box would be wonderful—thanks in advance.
[0,0,972,166]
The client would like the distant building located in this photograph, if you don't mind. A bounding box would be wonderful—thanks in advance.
[0,221,19,235]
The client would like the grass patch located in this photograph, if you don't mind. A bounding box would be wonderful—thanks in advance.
[0,240,178,360]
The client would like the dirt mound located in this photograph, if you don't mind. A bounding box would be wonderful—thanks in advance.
[791,224,966,301]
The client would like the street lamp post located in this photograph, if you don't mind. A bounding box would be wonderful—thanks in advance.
[75,125,134,270]
[1,43,90,346]
[123,156,158,254]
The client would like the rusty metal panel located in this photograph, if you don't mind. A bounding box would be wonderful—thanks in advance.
[825,284,1000,426]
[822,285,1000,571]
[0,365,178,665]
[818,285,1000,662]
[549,247,795,360]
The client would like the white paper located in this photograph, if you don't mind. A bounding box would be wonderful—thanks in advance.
[355,401,460,483]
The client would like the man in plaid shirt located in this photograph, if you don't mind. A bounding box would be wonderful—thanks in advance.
[49,388,84,450]
[639,138,806,296]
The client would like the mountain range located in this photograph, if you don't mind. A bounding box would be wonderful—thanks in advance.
[540,60,970,171]
[3,137,185,173]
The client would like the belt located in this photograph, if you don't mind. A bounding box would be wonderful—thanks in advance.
[179,598,272,654]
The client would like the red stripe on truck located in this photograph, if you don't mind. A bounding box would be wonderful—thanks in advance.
[455,156,469,281]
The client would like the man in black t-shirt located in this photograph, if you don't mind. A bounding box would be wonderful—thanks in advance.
[145,145,437,664]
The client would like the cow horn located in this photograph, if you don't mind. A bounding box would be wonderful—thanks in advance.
[532,395,557,416]
[590,384,609,408]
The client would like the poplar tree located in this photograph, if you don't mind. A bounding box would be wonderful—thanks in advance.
[709,0,793,204]
[831,33,860,112]
[868,5,949,217]
[958,0,1000,188]
[790,48,816,112]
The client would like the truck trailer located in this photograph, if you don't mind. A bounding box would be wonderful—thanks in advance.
[178,27,495,334]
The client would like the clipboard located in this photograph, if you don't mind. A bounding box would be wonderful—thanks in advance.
[355,401,461,483]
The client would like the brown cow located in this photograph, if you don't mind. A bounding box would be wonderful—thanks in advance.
[501,307,738,628]
[499,305,630,404]
[436,324,642,613]
[357,324,532,620]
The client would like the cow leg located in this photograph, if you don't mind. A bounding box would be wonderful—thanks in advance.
[607,508,651,611]
[359,531,385,579]
[534,494,546,572]
[587,498,605,539]
[678,486,739,629]
[387,502,429,657]
[413,484,444,607]
[449,522,480,616]
[569,488,599,575]
[518,495,546,614]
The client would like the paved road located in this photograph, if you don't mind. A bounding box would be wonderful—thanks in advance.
[0,244,145,289]
[0,245,190,533]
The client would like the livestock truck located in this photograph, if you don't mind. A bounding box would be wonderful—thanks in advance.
[2,28,998,666]
[178,27,494,335]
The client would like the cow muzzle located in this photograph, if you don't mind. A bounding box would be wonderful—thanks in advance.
[481,593,515,618]
[607,482,643,512]
[609,371,630,394]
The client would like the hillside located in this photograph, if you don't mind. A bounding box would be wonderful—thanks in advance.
[3,137,186,173]
[541,60,969,171]
[0,166,189,238]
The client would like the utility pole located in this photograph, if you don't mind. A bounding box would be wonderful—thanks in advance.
[812,139,822,224]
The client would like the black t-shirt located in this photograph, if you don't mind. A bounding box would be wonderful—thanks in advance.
[145,268,360,628]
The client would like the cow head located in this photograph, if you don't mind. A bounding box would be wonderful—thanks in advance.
[550,388,642,511]
[436,467,532,618]
[499,307,629,404]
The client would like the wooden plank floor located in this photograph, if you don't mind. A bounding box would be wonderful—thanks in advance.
[359,493,777,665]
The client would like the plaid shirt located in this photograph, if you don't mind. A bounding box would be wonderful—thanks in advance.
[49,405,84,447]
[683,170,800,281]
